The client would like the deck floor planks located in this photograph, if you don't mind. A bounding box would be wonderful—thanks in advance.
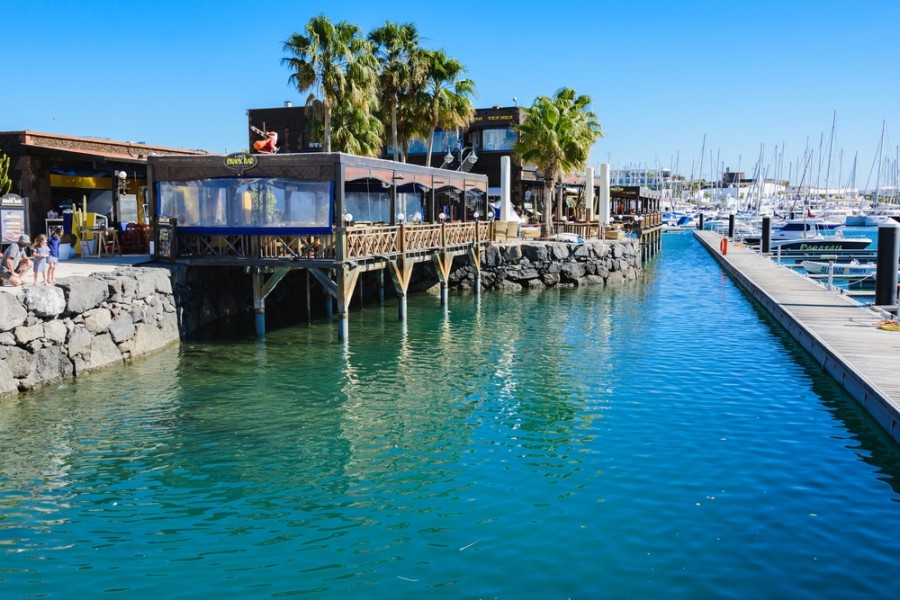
[694,230,900,442]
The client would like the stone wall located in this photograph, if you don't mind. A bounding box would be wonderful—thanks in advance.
[0,267,178,398]
[450,239,642,290]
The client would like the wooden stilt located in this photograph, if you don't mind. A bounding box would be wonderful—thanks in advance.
[335,264,361,341]
[467,244,481,295]
[250,266,290,337]
[388,257,414,321]
[310,265,361,341]
[432,252,453,306]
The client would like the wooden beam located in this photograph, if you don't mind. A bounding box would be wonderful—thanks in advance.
[258,267,290,301]
[432,252,453,284]
[309,267,338,298]
[388,257,415,295]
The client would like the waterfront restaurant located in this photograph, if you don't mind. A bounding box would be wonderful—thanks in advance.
[148,152,490,340]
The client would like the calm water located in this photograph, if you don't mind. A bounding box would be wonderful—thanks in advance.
[2,233,900,599]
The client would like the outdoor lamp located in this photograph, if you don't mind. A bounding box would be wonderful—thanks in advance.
[438,212,446,221]
[473,211,480,220]
[444,149,454,164]
[397,213,405,223]
[343,213,353,224]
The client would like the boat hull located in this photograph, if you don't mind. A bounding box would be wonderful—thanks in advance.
[801,261,876,276]
[771,238,872,251]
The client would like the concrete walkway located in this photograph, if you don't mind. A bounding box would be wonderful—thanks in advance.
[1,255,155,296]
[694,229,900,444]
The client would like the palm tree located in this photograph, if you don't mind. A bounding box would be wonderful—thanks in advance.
[282,15,379,153]
[307,99,385,157]
[419,49,476,167]
[369,21,421,162]
[513,88,603,237]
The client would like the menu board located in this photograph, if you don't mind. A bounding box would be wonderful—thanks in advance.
[1,209,25,243]
[157,222,173,258]
[0,194,29,246]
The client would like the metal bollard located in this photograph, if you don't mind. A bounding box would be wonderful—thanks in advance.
[875,221,900,307]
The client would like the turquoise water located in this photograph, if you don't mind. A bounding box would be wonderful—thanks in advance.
[3,233,900,599]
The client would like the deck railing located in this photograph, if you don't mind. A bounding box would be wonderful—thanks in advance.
[172,221,491,263]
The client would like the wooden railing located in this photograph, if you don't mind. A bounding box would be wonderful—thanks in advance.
[172,221,492,263]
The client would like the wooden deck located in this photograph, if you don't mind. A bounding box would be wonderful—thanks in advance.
[694,230,900,444]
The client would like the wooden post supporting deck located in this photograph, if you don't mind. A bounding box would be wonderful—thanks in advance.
[326,228,362,341]
[388,223,412,321]
[388,258,414,321]
[377,269,385,305]
[335,264,361,341]
[468,242,481,295]
[251,266,290,336]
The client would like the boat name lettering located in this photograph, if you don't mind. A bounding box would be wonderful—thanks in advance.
[798,244,842,251]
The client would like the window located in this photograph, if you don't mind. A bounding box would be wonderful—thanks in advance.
[481,128,517,151]
[157,177,333,233]
[404,131,461,155]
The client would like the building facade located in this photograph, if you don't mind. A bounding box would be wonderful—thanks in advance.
[0,131,205,238]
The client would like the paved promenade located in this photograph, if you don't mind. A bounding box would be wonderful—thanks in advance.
[0,255,153,296]
[694,229,900,444]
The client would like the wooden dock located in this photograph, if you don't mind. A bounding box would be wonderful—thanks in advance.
[694,230,900,444]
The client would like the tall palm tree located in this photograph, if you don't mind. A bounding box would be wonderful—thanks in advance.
[282,15,379,153]
[419,49,476,167]
[513,87,603,237]
[369,21,421,162]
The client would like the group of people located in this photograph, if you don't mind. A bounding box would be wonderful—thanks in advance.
[1,227,63,287]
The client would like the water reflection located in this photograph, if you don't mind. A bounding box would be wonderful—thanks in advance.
[2,233,900,598]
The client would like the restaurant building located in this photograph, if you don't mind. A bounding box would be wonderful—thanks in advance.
[0,131,205,239]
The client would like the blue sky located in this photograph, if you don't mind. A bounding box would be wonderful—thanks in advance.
[6,0,899,188]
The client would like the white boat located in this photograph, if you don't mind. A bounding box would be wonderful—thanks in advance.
[800,259,877,276]
[770,233,872,252]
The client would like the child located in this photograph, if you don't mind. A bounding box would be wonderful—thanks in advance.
[32,234,50,285]
[47,227,62,285]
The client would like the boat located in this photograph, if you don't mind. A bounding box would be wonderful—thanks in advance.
[771,218,842,238]
[663,214,698,233]
[800,259,877,276]
[767,217,872,251]
[770,233,872,252]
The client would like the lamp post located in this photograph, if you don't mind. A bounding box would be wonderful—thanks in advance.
[444,146,478,172]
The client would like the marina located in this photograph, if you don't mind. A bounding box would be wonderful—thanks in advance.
[2,233,900,598]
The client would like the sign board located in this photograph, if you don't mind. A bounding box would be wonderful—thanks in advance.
[156,220,174,259]
[0,194,29,246]
[224,152,258,172]
[117,193,139,224]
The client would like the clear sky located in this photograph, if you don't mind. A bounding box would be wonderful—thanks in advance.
[5,0,899,188]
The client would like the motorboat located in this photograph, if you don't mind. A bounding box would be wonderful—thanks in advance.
[767,218,871,251]
[770,233,872,252]
[800,259,877,276]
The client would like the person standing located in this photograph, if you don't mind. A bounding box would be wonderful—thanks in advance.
[0,234,33,286]
[32,234,50,285]
[47,227,62,285]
